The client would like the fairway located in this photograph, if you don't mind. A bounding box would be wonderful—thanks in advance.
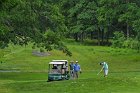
[0,44,140,93]
[0,71,140,93]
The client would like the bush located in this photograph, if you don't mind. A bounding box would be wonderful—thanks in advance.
[40,48,45,53]
[32,45,36,49]
[130,39,139,49]
[112,31,125,48]
[122,38,133,48]
[112,31,140,52]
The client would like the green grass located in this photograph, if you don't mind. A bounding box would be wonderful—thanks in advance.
[0,43,140,93]
[0,71,139,93]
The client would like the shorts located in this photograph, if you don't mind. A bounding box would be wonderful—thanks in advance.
[104,69,108,76]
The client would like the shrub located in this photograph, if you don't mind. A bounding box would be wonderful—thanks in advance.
[40,48,45,53]
[130,39,139,50]
[112,31,125,48]
[122,38,133,48]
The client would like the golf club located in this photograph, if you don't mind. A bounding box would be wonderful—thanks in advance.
[97,71,101,75]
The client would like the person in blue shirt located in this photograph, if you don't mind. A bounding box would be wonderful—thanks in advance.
[74,61,81,79]
[98,62,108,77]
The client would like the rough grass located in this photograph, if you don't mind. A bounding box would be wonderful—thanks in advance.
[0,42,140,93]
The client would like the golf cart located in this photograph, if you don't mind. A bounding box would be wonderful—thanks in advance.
[48,60,70,81]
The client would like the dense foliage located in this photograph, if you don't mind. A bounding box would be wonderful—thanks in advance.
[0,0,71,56]
[0,0,140,53]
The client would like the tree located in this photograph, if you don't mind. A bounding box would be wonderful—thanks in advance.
[118,2,138,39]
[0,0,72,56]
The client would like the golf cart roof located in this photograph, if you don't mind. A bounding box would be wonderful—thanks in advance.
[49,62,65,65]
[52,60,68,62]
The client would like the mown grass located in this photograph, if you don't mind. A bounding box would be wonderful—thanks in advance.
[0,71,139,93]
[0,42,140,93]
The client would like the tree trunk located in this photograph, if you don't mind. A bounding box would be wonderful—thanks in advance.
[80,32,84,42]
[97,27,100,46]
[101,29,104,45]
[126,22,129,39]
[138,43,140,53]
[106,26,110,46]
[106,19,110,46]
[74,33,78,42]
[90,31,93,40]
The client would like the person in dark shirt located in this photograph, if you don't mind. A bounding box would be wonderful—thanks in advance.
[69,61,75,79]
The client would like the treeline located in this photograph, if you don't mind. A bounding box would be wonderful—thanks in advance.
[62,0,140,50]
[0,0,140,54]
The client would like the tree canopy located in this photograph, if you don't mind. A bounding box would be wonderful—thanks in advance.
[0,0,140,54]
[0,0,71,56]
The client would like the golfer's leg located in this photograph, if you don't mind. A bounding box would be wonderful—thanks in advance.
[72,71,74,78]
[74,72,77,78]
[70,70,72,77]
[104,70,108,77]
[76,72,78,78]
[74,71,76,79]
[77,73,79,78]
[71,70,74,79]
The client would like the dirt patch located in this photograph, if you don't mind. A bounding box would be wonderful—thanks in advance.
[32,50,51,57]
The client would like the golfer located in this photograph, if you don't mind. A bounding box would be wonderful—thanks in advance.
[99,62,108,77]
[69,61,75,79]
[74,61,81,79]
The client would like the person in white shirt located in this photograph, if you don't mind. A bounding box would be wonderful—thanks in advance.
[98,62,108,77]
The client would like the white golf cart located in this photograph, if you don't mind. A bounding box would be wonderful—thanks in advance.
[48,60,70,81]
